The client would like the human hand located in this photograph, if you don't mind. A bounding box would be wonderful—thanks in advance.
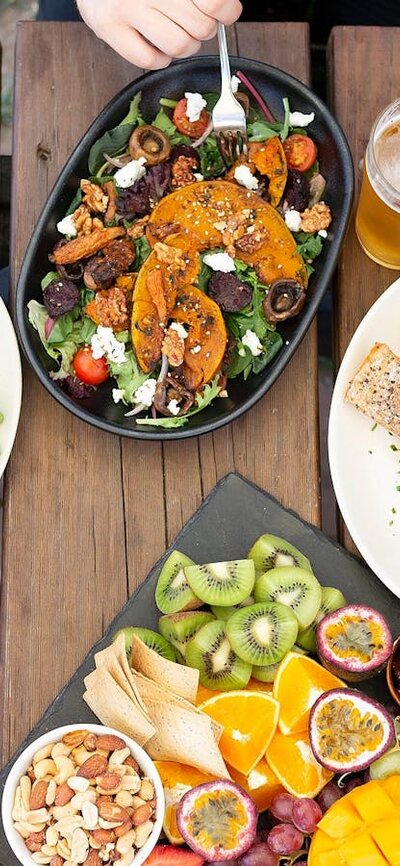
[77,0,243,69]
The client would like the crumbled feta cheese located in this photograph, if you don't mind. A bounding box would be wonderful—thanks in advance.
[112,388,125,404]
[170,322,188,340]
[284,209,302,232]
[234,165,259,191]
[318,229,328,238]
[231,74,241,93]
[114,157,147,189]
[191,345,201,355]
[91,326,126,365]
[242,329,263,357]
[289,111,315,127]
[203,252,236,273]
[185,92,206,122]
[194,172,204,182]
[133,378,157,408]
[167,399,180,416]
[57,214,77,237]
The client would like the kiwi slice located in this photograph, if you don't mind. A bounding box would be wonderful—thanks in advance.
[155,550,202,614]
[211,597,254,621]
[297,586,347,652]
[254,566,322,630]
[158,611,215,658]
[185,620,252,691]
[113,626,176,662]
[251,644,307,683]
[248,534,312,577]
[185,560,255,607]
[226,602,298,666]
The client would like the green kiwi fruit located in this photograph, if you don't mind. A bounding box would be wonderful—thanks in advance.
[155,550,202,614]
[251,645,308,683]
[296,586,347,652]
[185,620,252,691]
[184,560,255,607]
[248,534,312,577]
[210,597,254,620]
[158,611,215,658]
[254,566,322,630]
[226,602,298,667]
[113,626,176,662]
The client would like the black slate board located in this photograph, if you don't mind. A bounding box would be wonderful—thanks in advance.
[1,472,399,864]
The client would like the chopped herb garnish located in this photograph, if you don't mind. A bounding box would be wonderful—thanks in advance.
[371,423,378,431]
[0,412,4,424]
[392,507,397,514]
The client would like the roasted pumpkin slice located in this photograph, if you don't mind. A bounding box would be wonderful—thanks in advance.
[248,138,288,208]
[132,232,202,373]
[171,287,227,389]
[147,180,307,288]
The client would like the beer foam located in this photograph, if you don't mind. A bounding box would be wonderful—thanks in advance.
[375,122,400,192]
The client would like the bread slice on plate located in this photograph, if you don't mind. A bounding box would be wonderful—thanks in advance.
[345,342,400,437]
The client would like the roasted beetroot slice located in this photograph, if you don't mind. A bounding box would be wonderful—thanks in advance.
[177,781,257,861]
[316,604,393,681]
[309,688,395,773]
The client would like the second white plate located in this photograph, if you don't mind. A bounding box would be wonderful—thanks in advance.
[328,276,400,599]
[0,299,22,479]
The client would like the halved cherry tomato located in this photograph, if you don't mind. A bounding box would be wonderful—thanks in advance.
[72,346,109,385]
[283,134,317,172]
[173,98,210,140]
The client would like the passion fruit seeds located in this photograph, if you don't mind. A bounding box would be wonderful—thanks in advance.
[316,605,393,681]
[177,781,257,861]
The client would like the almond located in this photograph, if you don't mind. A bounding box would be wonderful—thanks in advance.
[62,730,89,748]
[95,772,121,791]
[90,828,116,844]
[132,804,153,826]
[54,782,75,807]
[83,733,98,752]
[123,756,139,772]
[98,801,130,824]
[25,831,45,852]
[77,754,108,779]
[96,734,127,752]
[115,819,133,838]
[50,857,64,866]
[97,795,113,807]
[29,781,48,810]
[84,849,102,865]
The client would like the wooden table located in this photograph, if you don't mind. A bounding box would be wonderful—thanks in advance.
[1,21,398,768]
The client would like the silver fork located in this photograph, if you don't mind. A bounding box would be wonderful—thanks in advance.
[212,23,248,164]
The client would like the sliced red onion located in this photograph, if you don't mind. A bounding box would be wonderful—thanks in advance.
[44,316,55,339]
[151,405,157,419]
[103,152,131,169]
[157,353,169,383]
[191,118,214,148]
[235,70,275,122]
[124,402,146,417]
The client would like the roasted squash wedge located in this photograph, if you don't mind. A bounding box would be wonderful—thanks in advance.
[147,180,307,288]
[171,287,227,389]
[227,139,288,208]
[132,232,201,373]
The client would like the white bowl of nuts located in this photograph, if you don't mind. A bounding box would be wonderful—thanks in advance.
[1,723,165,866]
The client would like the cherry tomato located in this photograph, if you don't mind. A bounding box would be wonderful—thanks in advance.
[72,346,109,385]
[173,98,210,139]
[283,134,317,172]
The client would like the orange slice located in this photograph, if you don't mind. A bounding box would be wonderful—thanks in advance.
[273,651,345,735]
[154,761,215,844]
[229,757,285,812]
[198,690,280,776]
[196,678,272,705]
[266,729,333,798]
[246,678,274,694]
[195,684,222,706]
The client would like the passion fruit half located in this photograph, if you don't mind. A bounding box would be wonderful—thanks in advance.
[176,780,257,861]
[309,688,395,773]
[316,604,393,681]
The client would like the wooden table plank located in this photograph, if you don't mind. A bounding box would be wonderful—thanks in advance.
[1,21,319,767]
[327,26,400,552]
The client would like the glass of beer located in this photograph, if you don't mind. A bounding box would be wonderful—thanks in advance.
[355,98,400,269]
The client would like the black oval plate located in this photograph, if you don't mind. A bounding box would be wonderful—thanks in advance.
[16,56,354,440]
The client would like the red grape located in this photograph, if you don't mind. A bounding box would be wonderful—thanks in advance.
[239,843,278,866]
[315,782,343,813]
[267,823,304,855]
[292,798,322,834]
[269,792,295,822]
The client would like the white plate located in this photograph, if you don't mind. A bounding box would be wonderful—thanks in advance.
[0,299,22,479]
[328,276,400,598]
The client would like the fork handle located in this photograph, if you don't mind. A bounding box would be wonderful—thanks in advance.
[217,23,233,94]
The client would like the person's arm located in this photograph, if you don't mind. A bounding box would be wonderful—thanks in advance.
[76,0,242,68]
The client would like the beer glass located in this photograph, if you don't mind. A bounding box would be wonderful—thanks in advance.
[355,98,400,269]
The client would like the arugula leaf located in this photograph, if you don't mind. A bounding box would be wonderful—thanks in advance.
[227,330,283,380]
[41,271,59,291]
[295,231,323,261]
[134,235,151,269]
[247,120,281,142]
[66,187,83,216]
[152,109,190,145]
[279,97,291,141]
[109,350,149,404]
[137,376,221,428]
[28,301,92,379]
[197,138,225,178]
[88,92,143,176]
